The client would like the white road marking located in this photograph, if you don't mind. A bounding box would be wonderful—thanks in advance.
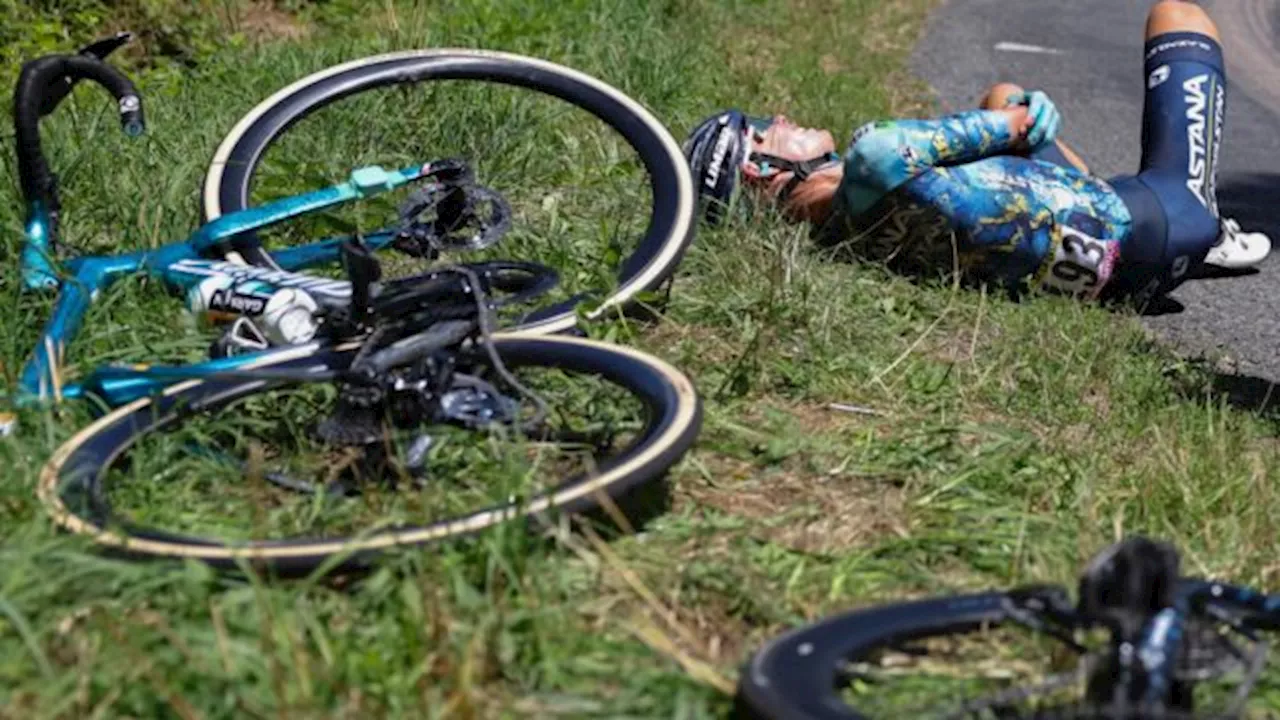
[994,41,1064,55]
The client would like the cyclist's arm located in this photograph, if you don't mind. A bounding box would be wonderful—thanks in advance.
[838,109,1025,217]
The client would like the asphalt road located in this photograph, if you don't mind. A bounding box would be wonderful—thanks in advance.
[911,0,1280,380]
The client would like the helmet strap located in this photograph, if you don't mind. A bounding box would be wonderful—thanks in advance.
[748,151,841,203]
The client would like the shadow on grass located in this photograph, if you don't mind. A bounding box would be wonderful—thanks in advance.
[1204,372,1280,419]
[1168,355,1280,422]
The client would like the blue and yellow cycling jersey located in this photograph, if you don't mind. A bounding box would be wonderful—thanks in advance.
[829,111,1133,299]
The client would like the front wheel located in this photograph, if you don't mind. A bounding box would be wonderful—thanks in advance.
[38,335,701,574]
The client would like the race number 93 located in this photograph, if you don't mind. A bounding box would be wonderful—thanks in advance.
[1039,226,1118,298]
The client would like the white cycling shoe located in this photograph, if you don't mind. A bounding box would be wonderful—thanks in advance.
[1205,217,1272,269]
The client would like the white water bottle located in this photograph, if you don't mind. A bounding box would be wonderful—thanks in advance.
[188,277,319,345]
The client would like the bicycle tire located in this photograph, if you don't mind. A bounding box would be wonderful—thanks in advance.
[738,592,1012,720]
[735,581,1268,720]
[38,334,701,574]
[202,49,695,335]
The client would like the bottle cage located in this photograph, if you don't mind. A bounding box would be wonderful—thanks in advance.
[212,317,271,357]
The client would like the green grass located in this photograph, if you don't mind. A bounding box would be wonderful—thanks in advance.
[4,0,1280,716]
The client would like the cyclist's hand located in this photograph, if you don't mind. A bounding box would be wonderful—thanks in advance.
[1007,90,1060,150]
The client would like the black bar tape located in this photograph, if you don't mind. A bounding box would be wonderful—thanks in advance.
[13,54,145,208]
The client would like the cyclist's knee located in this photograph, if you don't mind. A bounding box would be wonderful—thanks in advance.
[979,83,1024,110]
[1146,0,1220,42]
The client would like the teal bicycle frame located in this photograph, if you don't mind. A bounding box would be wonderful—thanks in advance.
[17,163,431,407]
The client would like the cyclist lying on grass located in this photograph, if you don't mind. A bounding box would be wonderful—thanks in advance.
[684,0,1270,308]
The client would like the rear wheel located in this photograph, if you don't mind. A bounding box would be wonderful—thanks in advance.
[203,49,695,335]
[38,335,701,574]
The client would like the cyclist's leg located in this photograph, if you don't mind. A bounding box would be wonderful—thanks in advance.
[1142,1,1271,270]
[978,82,1091,175]
[1137,0,1225,216]
[1104,2,1225,302]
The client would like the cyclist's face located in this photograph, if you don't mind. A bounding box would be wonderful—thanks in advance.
[745,116,836,179]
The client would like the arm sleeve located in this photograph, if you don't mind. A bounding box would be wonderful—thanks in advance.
[838,110,1022,216]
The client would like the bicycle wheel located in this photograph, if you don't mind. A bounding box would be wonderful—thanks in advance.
[203,49,695,335]
[736,583,1274,719]
[38,335,701,574]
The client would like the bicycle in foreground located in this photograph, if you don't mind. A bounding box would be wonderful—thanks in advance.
[18,38,702,573]
[737,537,1280,719]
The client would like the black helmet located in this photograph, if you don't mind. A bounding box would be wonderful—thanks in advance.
[683,109,754,224]
[685,109,841,224]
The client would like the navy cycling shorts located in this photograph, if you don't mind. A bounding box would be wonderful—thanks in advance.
[1109,32,1226,302]
[1035,32,1226,303]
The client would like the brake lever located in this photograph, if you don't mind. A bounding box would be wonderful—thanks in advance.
[37,32,135,117]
